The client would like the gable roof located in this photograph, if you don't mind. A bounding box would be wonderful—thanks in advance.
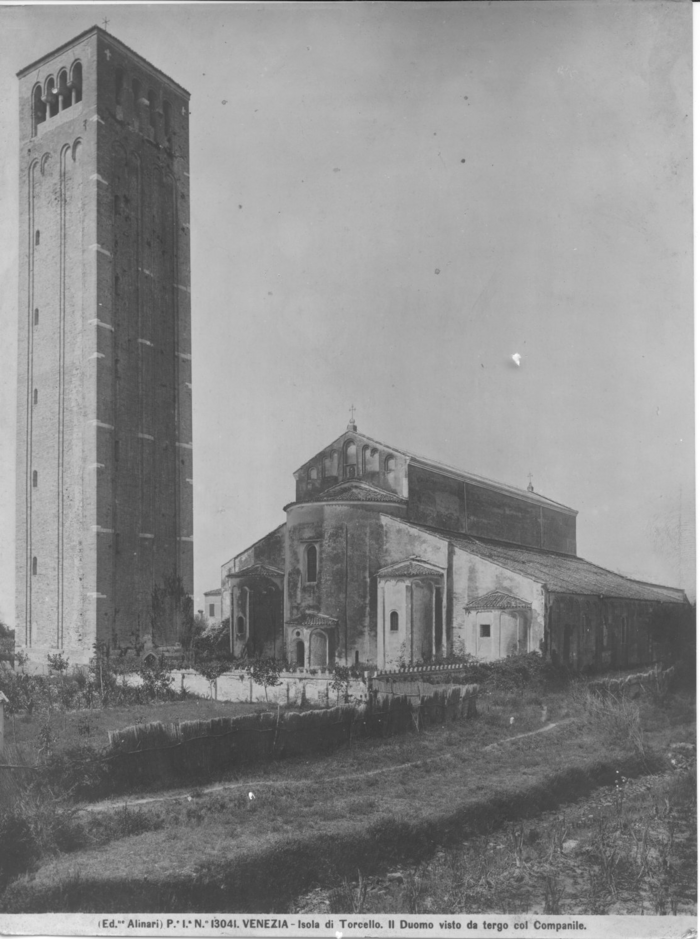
[316,479,406,505]
[286,611,339,628]
[388,518,687,605]
[465,591,532,611]
[378,557,444,579]
[294,427,575,515]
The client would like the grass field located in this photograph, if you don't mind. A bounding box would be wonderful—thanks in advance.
[0,684,694,913]
[4,697,279,756]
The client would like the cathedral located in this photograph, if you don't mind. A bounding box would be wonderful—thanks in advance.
[221,419,688,673]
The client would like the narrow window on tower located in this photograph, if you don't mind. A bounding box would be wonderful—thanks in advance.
[114,273,120,295]
[390,611,399,632]
[33,309,39,326]
[33,389,38,405]
[32,470,38,488]
[114,194,121,216]
[32,557,37,575]
[114,440,120,462]
[35,230,40,246]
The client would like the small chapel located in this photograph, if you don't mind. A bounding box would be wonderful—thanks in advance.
[220,419,688,673]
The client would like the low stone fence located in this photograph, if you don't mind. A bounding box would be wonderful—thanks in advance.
[588,665,675,700]
[171,669,368,706]
[103,685,479,793]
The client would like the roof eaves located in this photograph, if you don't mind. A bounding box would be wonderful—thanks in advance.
[18,25,191,97]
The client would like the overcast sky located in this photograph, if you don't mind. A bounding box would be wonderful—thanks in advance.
[0,1,694,625]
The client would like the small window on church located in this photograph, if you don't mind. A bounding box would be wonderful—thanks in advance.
[33,389,38,406]
[236,615,245,636]
[148,90,157,130]
[390,611,399,631]
[34,309,39,326]
[35,230,40,246]
[209,604,215,618]
[32,557,38,575]
[385,455,396,474]
[32,470,38,488]
[306,544,318,584]
[163,99,172,137]
[480,623,491,638]
[344,440,357,478]
[115,68,124,107]
[307,465,318,481]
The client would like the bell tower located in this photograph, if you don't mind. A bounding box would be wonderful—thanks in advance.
[15,27,193,666]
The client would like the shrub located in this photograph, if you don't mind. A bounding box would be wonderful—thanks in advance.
[245,658,284,702]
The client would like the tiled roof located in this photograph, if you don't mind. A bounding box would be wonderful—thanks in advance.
[465,591,531,611]
[316,480,406,504]
[225,563,284,584]
[286,611,339,628]
[404,522,687,604]
[294,428,575,513]
[378,558,443,579]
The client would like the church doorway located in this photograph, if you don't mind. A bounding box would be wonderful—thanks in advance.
[295,640,305,667]
[309,630,328,668]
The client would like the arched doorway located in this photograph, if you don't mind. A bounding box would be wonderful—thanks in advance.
[309,631,328,668]
[295,640,305,667]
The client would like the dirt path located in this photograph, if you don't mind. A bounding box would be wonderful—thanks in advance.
[80,718,576,815]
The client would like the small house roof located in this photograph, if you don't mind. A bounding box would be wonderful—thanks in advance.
[465,590,532,611]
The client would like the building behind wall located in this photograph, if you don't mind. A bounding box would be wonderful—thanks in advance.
[15,27,193,667]
[221,421,689,672]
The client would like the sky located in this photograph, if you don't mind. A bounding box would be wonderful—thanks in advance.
[0,1,694,625]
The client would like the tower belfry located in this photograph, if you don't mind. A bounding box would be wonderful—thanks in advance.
[15,26,193,665]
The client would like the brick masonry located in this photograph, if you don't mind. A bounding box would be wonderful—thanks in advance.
[16,27,193,667]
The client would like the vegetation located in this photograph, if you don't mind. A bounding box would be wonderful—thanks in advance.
[0,674,693,913]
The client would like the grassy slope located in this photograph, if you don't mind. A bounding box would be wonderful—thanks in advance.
[7,699,277,754]
[3,691,694,913]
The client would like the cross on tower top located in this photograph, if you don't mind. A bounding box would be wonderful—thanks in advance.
[347,404,357,431]
[102,17,110,31]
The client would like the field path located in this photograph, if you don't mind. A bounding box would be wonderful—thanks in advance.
[79,717,576,815]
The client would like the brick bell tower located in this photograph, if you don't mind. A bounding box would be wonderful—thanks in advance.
[15,27,193,667]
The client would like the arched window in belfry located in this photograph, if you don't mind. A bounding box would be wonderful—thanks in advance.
[44,76,58,118]
[32,84,46,134]
[70,62,82,104]
[344,440,357,478]
[56,69,70,111]
[306,544,318,584]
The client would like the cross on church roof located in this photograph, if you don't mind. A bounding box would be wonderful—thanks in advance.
[527,472,534,492]
[349,404,356,422]
[102,17,110,31]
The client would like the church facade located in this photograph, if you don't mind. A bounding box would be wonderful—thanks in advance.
[221,422,687,672]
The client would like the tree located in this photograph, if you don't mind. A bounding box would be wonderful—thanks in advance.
[245,658,283,703]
